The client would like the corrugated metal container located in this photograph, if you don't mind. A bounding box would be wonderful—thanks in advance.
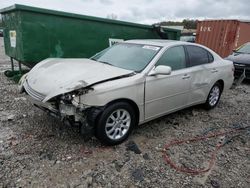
[162,27,181,41]
[1,4,158,67]
[196,20,250,58]
[0,4,180,68]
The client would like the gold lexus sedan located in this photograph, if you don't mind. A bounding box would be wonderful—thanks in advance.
[19,40,234,145]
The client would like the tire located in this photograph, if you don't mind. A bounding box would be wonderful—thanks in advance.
[96,102,136,145]
[204,82,222,110]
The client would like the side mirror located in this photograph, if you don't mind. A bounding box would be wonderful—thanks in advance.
[148,65,172,76]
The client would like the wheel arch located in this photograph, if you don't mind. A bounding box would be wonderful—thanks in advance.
[87,98,140,129]
[216,79,224,92]
[105,98,140,125]
[203,79,225,110]
[207,79,224,98]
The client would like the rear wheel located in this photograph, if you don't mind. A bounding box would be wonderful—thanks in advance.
[96,102,136,145]
[204,83,222,110]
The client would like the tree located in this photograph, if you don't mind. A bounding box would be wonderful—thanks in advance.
[155,19,198,29]
[182,19,198,29]
[107,13,118,20]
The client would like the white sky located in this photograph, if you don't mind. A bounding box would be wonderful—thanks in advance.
[0,0,249,24]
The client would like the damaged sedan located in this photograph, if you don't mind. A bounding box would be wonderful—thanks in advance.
[19,40,234,145]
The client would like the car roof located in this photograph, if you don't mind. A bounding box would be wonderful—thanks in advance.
[124,39,190,47]
[124,39,222,60]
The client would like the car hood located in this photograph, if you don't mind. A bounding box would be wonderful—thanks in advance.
[25,58,134,102]
[225,53,250,65]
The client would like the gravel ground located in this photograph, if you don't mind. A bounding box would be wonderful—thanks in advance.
[0,37,250,188]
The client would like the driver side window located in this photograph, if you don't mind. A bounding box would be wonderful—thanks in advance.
[155,46,186,71]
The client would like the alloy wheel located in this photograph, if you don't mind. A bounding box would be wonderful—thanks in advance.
[105,109,131,140]
[209,85,220,106]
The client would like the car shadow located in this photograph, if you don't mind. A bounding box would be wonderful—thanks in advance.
[133,104,205,136]
[24,102,207,151]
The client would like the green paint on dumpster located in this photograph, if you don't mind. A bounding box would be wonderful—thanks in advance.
[0,4,181,68]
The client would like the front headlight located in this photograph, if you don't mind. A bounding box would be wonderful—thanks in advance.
[60,93,75,104]
[61,93,91,110]
[60,88,93,105]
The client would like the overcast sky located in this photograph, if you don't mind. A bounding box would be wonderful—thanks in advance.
[0,0,249,24]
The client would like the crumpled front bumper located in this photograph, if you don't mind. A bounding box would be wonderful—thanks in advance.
[26,95,96,137]
[26,95,60,117]
[20,76,97,126]
[26,95,85,123]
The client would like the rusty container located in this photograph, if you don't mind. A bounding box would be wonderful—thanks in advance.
[196,20,250,58]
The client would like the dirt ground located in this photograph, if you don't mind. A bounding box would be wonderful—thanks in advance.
[0,37,249,188]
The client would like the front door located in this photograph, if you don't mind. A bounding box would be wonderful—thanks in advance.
[145,45,191,120]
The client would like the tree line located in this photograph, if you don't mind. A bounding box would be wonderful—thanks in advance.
[155,19,198,29]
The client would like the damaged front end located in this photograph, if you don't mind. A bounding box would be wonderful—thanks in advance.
[22,82,103,136]
[18,57,136,137]
[59,88,93,121]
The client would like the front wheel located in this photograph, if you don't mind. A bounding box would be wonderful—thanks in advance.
[96,102,136,145]
[204,83,222,110]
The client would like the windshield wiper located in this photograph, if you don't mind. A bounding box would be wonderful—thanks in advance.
[98,60,114,66]
[235,51,250,55]
[234,51,247,54]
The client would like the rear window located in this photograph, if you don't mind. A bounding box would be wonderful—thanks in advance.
[186,45,214,67]
[208,51,214,63]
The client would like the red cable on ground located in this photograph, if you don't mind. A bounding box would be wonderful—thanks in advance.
[162,128,248,175]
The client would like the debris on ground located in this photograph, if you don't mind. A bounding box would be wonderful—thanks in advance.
[126,140,142,154]
[142,153,150,160]
[210,179,220,188]
[132,168,144,182]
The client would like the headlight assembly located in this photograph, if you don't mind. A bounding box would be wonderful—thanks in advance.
[60,88,93,104]
[60,93,74,103]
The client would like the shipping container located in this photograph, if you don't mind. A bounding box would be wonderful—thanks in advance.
[0,4,181,68]
[196,20,250,58]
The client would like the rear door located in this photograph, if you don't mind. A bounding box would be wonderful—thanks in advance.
[185,45,217,105]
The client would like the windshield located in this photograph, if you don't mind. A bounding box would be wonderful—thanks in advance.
[236,43,250,54]
[91,43,161,72]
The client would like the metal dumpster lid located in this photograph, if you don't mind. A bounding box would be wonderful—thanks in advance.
[0,4,154,29]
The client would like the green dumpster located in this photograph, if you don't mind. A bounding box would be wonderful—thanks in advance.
[0,4,180,68]
[162,27,181,41]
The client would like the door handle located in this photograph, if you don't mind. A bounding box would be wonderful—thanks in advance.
[182,74,190,79]
[211,68,218,73]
